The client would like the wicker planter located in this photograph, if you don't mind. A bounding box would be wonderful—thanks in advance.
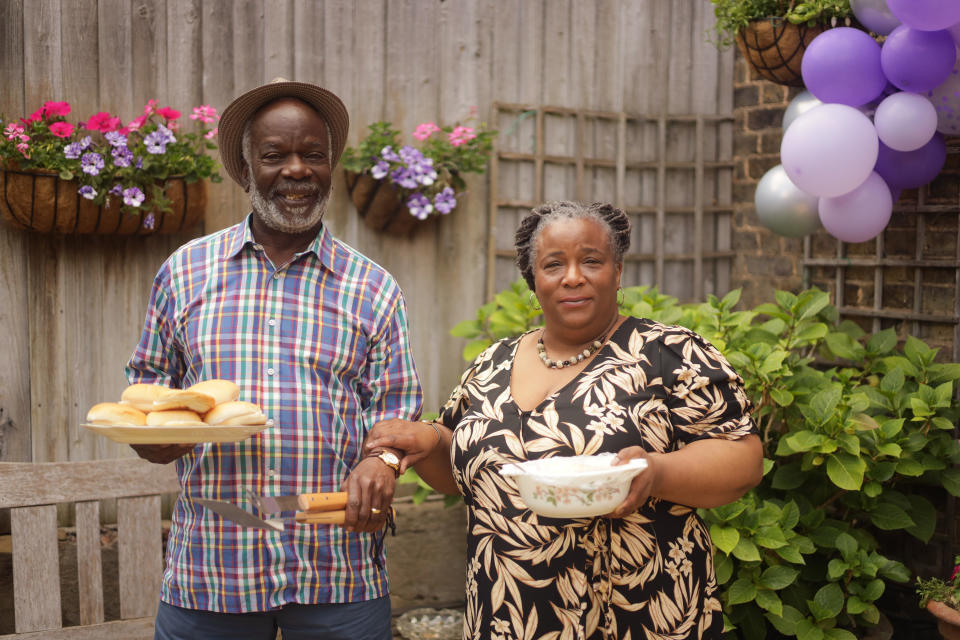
[343,170,427,235]
[0,166,206,234]
[928,600,960,640]
[736,18,831,87]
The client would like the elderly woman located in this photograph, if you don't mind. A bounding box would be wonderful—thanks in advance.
[366,201,762,639]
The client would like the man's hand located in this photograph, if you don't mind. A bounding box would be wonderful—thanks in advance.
[341,456,397,533]
[130,443,193,465]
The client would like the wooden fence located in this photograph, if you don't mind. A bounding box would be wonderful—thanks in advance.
[0,0,734,464]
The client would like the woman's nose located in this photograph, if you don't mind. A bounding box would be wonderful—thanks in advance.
[562,264,585,285]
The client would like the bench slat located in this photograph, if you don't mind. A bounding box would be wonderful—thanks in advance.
[74,501,104,626]
[11,505,62,633]
[0,616,155,639]
[117,496,162,620]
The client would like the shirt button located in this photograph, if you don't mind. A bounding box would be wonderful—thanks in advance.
[268,318,276,327]
[267,367,276,376]
[253,243,262,251]
[273,273,281,280]
[266,469,276,477]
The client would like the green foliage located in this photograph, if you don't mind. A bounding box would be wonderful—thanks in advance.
[446,279,960,639]
[917,555,960,610]
[709,0,852,48]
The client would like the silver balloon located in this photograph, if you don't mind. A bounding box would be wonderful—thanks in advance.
[755,165,822,238]
[782,91,823,132]
[850,0,901,35]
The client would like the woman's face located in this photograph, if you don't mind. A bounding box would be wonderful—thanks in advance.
[533,217,622,335]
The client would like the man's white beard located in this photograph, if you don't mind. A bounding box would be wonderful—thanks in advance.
[250,181,329,234]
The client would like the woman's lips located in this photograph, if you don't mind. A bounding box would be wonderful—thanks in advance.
[558,297,591,306]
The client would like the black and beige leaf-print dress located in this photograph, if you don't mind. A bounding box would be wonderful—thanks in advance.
[437,317,757,640]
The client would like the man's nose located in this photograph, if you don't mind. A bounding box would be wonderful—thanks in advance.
[282,154,311,179]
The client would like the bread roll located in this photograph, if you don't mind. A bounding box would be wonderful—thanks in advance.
[152,389,216,413]
[204,401,268,426]
[146,410,206,426]
[121,383,169,411]
[87,402,147,426]
[187,379,241,405]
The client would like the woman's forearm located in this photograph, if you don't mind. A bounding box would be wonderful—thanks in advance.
[413,423,459,495]
[651,435,763,508]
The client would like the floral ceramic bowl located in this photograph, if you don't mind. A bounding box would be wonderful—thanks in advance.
[499,453,648,518]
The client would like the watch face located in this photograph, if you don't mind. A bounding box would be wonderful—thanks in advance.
[381,451,400,465]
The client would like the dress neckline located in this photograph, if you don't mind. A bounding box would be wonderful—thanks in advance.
[508,317,635,414]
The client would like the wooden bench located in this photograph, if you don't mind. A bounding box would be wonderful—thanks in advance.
[0,459,179,639]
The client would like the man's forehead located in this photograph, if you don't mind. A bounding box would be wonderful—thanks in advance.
[249,98,328,133]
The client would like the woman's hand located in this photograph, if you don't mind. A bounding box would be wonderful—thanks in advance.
[605,446,661,518]
[363,418,443,473]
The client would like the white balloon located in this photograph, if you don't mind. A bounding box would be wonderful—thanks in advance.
[754,165,821,238]
[780,104,879,197]
[783,91,823,132]
[874,92,938,151]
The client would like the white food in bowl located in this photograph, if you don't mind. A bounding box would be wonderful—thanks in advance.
[499,453,648,518]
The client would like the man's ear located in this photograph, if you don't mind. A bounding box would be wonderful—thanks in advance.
[240,163,251,191]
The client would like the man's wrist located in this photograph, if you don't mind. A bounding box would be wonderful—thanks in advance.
[366,449,401,477]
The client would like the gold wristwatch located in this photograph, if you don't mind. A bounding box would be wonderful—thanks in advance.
[374,450,401,476]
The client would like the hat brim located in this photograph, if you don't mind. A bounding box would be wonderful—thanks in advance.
[217,81,349,187]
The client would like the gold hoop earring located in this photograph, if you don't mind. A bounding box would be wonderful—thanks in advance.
[529,291,541,310]
[617,287,624,306]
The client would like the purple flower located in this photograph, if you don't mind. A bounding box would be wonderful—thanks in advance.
[142,213,156,230]
[136,156,143,169]
[371,160,390,180]
[398,145,426,165]
[407,192,433,219]
[78,185,97,200]
[380,145,401,163]
[112,145,133,167]
[80,152,105,175]
[433,187,456,214]
[412,158,437,186]
[144,130,168,154]
[109,183,123,196]
[64,142,84,159]
[390,167,418,189]
[104,131,127,147]
[78,135,92,150]
[122,186,145,207]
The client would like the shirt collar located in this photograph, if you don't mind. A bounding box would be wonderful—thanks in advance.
[225,213,336,272]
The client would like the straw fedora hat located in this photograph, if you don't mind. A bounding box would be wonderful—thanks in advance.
[217,78,349,187]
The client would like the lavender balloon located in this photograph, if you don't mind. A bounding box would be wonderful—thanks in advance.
[780,104,878,197]
[927,61,960,135]
[755,165,822,238]
[874,135,947,189]
[874,92,937,151]
[850,0,900,35]
[819,172,893,243]
[887,0,960,32]
[801,28,887,106]
[881,26,957,93]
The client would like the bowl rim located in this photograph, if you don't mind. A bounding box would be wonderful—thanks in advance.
[500,455,647,481]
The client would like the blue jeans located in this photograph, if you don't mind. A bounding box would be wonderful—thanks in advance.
[154,597,392,640]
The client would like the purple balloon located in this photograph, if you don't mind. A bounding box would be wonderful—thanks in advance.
[819,172,893,243]
[801,28,887,106]
[874,134,947,189]
[881,26,957,92]
[887,0,960,32]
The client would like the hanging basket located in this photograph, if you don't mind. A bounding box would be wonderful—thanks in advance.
[343,170,427,235]
[736,18,831,87]
[0,166,206,235]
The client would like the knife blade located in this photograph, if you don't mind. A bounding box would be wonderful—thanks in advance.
[195,498,284,531]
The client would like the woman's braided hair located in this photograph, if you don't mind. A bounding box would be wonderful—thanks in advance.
[514,200,631,292]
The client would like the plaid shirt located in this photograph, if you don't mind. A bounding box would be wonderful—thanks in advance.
[126,215,422,613]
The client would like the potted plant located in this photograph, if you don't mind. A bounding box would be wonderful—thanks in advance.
[340,112,494,235]
[918,557,960,639]
[0,99,221,234]
[710,0,854,86]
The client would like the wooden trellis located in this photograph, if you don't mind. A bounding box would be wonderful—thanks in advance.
[486,103,736,301]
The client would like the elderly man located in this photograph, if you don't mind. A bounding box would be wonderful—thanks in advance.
[126,79,421,639]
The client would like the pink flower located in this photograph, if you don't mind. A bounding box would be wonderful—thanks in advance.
[412,122,441,141]
[190,105,219,124]
[126,114,148,131]
[204,127,218,140]
[156,107,181,121]
[85,111,121,132]
[49,121,74,138]
[16,141,29,158]
[4,123,24,140]
[143,99,158,115]
[448,125,476,147]
[42,101,71,118]
[26,108,43,122]
[951,564,960,582]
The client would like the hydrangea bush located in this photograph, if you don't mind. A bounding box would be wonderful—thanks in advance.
[341,113,495,220]
[0,100,221,229]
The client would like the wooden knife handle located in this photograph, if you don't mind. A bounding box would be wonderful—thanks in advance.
[295,510,346,525]
[297,491,349,512]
